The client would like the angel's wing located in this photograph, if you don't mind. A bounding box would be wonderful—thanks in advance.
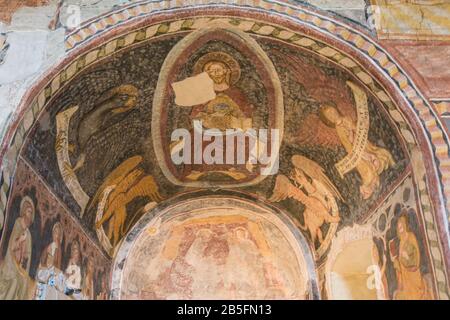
[95,174,162,230]
[89,156,143,210]
[295,114,342,148]
[291,155,344,202]
[270,49,356,148]
[106,168,145,204]
[269,174,301,202]
[124,175,163,203]
[107,175,162,217]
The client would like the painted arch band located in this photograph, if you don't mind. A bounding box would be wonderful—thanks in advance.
[0,2,448,300]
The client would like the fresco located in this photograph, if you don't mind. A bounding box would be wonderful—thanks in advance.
[325,175,436,300]
[370,178,435,300]
[0,159,110,300]
[248,39,407,258]
[20,25,408,259]
[152,27,284,188]
[0,9,445,299]
[115,197,316,300]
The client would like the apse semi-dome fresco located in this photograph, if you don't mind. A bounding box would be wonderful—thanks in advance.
[0,0,449,301]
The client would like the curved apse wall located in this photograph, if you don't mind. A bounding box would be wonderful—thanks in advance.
[0,1,448,300]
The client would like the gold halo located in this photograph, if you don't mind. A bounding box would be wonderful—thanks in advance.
[20,195,35,222]
[193,51,241,85]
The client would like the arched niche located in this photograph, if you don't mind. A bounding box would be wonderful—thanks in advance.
[325,177,439,300]
[325,225,378,300]
[329,238,376,300]
[110,193,319,300]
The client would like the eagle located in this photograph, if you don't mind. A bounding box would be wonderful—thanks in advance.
[71,84,139,173]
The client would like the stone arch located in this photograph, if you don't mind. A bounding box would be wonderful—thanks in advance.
[110,191,320,300]
[0,1,448,299]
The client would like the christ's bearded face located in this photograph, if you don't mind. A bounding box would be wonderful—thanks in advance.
[204,62,229,85]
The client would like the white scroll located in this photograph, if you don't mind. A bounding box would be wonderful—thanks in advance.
[55,106,90,216]
[95,185,114,254]
[171,72,216,106]
[335,81,370,177]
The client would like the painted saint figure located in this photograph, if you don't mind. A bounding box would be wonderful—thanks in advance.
[82,258,95,300]
[190,53,253,132]
[64,241,82,299]
[172,51,259,182]
[153,27,284,187]
[185,228,229,299]
[35,221,66,300]
[38,222,63,270]
[320,105,394,199]
[390,214,433,300]
[0,196,35,299]
[223,226,266,299]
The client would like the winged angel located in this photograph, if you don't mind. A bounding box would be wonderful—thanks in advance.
[89,156,163,250]
[270,155,343,246]
[274,51,394,199]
